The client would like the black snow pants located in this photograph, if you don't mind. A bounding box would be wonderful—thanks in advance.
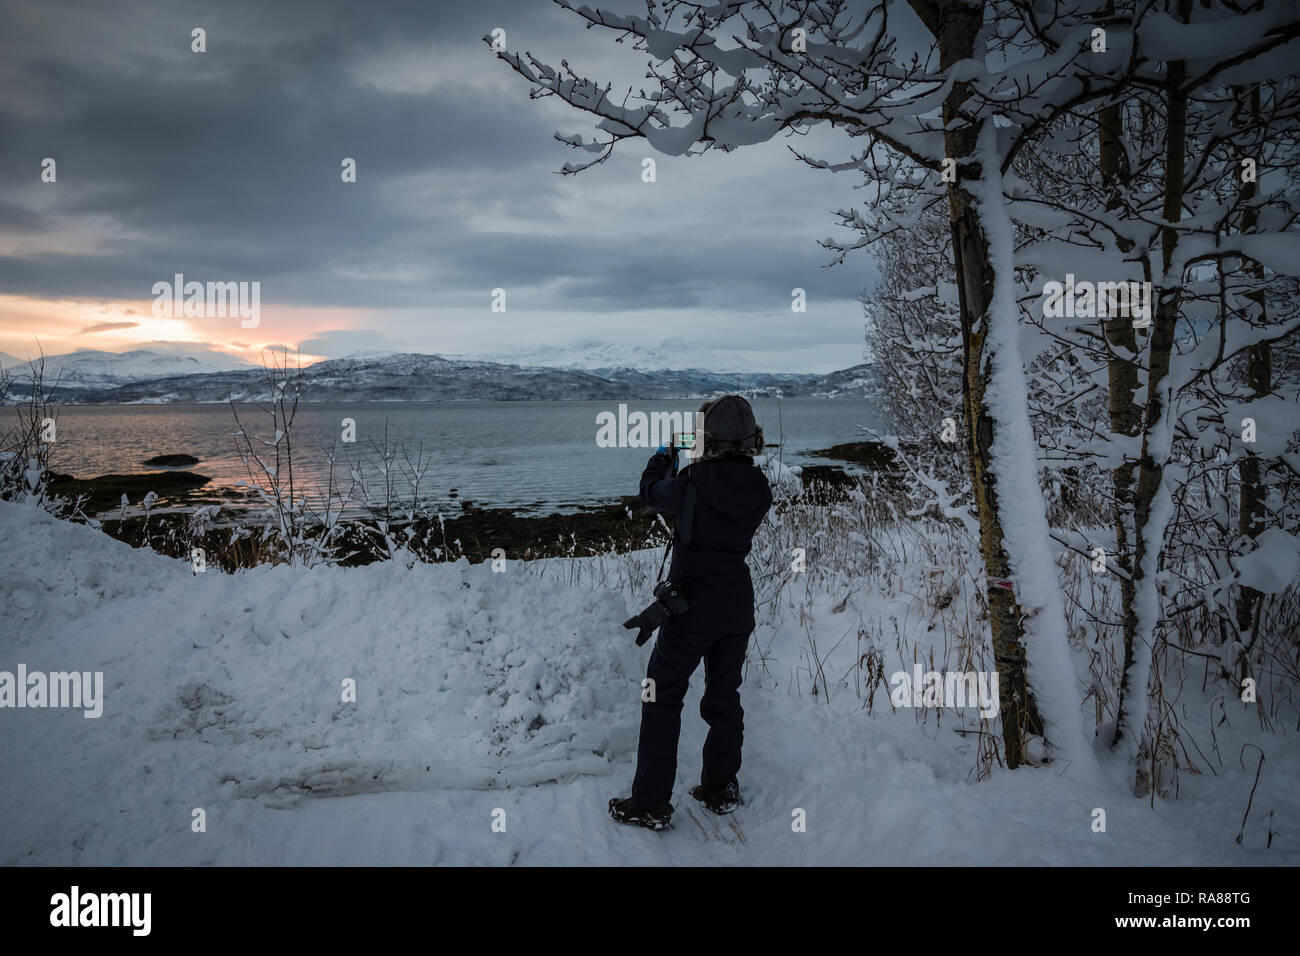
[631,623,749,810]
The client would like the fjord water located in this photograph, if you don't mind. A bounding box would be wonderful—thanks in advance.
[43,398,880,514]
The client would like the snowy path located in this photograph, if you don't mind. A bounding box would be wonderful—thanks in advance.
[1,502,1293,865]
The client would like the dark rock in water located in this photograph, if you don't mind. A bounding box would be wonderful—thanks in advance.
[805,441,898,470]
[799,442,909,500]
[46,471,212,515]
[143,454,200,467]
[460,500,473,513]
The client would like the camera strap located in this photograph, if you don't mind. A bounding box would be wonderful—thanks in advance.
[656,478,697,580]
[655,537,672,580]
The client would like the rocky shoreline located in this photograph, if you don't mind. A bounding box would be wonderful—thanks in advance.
[43,442,900,569]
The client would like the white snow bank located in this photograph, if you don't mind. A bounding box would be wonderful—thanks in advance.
[0,501,643,861]
[2,501,1295,866]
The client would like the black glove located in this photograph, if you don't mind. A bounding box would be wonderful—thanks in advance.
[654,444,679,475]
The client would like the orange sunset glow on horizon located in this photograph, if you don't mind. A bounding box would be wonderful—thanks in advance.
[0,293,362,367]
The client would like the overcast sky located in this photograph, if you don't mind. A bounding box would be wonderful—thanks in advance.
[0,0,898,373]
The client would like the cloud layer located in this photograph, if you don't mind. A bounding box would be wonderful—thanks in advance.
[0,0,879,372]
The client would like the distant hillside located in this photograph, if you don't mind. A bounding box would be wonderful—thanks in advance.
[458,337,764,373]
[0,346,251,393]
[3,349,878,404]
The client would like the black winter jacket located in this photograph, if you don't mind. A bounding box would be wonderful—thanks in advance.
[639,452,773,635]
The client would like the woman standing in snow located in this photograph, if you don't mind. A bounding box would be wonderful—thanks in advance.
[609,395,773,830]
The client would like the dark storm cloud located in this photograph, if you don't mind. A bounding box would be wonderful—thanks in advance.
[427,228,868,310]
[1,0,879,349]
[1,0,567,294]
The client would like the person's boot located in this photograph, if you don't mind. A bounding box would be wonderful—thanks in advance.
[690,781,741,815]
[608,796,673,830]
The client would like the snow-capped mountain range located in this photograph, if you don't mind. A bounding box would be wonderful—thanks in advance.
[1,345,252,390]
[454,338,763,374]
[1,343,875,404]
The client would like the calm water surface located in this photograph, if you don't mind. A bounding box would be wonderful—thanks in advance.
[35,399,881,514]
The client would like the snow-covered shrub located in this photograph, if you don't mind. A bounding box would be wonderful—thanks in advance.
[228,353,354,568]
[0,357,61,512]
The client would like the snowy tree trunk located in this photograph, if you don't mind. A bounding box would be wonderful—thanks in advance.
[950,197,1045,769]
[937,1,1040,770]
[1112,7,1191,789]
[1098,96,1142,672]
[938,0,1094,771]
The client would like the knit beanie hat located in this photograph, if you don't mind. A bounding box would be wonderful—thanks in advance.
[698,394,763,459]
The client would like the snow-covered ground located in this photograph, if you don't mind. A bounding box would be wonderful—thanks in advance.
[1,499,1294,865]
